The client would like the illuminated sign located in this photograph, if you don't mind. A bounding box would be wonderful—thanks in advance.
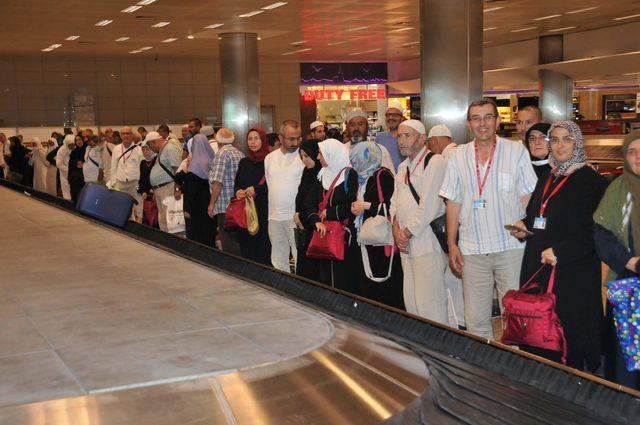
[303,89,386,101]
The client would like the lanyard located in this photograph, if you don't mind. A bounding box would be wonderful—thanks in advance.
[474,141,496,197]
[121,144,134,163]
[539,174,570,216]
[404,148,428,185]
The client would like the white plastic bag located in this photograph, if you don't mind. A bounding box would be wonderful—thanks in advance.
[162,196,186,234]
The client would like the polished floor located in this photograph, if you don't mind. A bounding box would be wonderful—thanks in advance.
[0,187,427,423]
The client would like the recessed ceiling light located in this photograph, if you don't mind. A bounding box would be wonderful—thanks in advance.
[95,19,114,26]
[533,14,562,21]
[162,38,177,43]
[65,35,79,40]
[575,79,593,82]
[239,10,264,18]
[347,26,368,32]
[484,6,504,13]
[548,26,577,32]
[402,41,419,46]
[566,6,598,14]
[390,27,413,32]
[484,27,498,31]
[281,47,311,56]
[187,35,195,39]
[257,37,261,40]
[623,72,640,76]
[152,21,170,27]
[204,23,224,29]
[290,40,307,45]
[137,0,156,5]
[140,46,153,50]
[327,41,346,46]
[262,2,287,9]
[510,26,537,33]
[614,13,640,21]
[121,5,142,13]
[115,37,130,42]
[42,47,54,52]
[50,44,62,48]
[129,49,142,54]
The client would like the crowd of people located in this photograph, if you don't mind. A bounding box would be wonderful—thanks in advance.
[2,98,639,390]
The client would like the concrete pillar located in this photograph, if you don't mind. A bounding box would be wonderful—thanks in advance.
[219,33,260,153]
[420,0,483,144]
[538,35,574,122]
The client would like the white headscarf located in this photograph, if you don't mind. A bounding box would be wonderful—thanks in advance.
[46,138,58,154]
[317,139,351,190]
[31,137,43,152]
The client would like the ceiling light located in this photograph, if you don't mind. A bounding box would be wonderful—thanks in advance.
[566,6,598,14]
[129,49,142,54]
[281,48,311,56]
[162,38,177,43]
[262,2,287,9]
[623,72,640,76]
[42,47,54,52]
[327,41,346,46]
[347,26,368,32]
[484,6,504,13]
[187,35,195,39]
[614,13,640,21]
[575,79,593,82]
[510,26,537,33]
[50,44,62,49]
[137,0,156,5]
[95,19,113,26]
[115,37,130,42]
[204,23,224,29]
[548,26,576,32]
[65,35,79,40]
[257,37,261,40]
[402,41,419,46]
[390,27,413,32]
[121,5,142,13]
[140,46,153,50]
[239,10,264,18]
[290,40,307,45]
[152,21,170,27]
[533,14,561,21]
[484,27,498,31]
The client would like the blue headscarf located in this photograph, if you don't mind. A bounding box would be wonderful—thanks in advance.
[189,133,216,180]
[349,141,383,188]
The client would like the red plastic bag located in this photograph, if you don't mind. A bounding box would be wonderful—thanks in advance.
[143,199,159,228]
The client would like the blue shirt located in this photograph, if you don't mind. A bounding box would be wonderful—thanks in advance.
[375,131,403,170]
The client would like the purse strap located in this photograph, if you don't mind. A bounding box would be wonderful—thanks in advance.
[318,167,349,213]
[521,264,557,294]
[361,244,394,283]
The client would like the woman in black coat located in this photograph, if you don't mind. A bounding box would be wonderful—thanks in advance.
[7,136,31,185]
[511,121,608,370]
[68,135,87,203]
[303,138,359,292]
[234,128,271,266]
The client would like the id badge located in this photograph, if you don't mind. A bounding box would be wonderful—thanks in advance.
[473,198,486,210]
[533,216,547,230]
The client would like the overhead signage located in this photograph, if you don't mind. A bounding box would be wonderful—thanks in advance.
[302,89,386,101]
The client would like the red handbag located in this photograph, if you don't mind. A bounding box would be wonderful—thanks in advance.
[501,265,567,364]
[143,199,159,228]
[224,175,266,230]
[306,167,351,261]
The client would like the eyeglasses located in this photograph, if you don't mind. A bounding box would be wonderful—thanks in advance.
[282,136,302,142]
[469,114,497,124]
[527,135,547,144]
[549,135,574,145]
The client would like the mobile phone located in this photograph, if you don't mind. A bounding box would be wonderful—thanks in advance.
[504,224,533,236]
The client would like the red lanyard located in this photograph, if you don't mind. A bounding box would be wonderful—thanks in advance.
[539,174,570,216]
[404,149,428,184]
[474,141,496,197]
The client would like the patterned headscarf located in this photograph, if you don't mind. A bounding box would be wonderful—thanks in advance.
[349,141,382,188]
[547,120,587,176]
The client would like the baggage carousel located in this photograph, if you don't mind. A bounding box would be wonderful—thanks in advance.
[1,181,639,424]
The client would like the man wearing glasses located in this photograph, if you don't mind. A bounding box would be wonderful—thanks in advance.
[264,120,305,272]
[439,99,537,340]
[375,102,405,170]
[107,125,144,222]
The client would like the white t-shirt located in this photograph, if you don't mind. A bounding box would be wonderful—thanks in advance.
[83,146,103,183]
[264,148,304,221]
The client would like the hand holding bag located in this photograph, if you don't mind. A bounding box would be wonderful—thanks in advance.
[501,265,567,364]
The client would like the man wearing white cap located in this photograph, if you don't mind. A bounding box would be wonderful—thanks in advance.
[345,108,395,174]
[146,131,182,232]
[200,125,219,154]
[390,119,448,323]
[375,102,405,169]
[427,124,457,162]
[55,134,76,200]
[309,120,326,141]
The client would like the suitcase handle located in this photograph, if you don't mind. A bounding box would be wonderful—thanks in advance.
[109,187,139,205]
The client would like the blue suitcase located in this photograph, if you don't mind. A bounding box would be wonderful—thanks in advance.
[76,183,137,228]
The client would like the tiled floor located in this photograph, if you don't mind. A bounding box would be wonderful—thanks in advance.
[0,188,333,406]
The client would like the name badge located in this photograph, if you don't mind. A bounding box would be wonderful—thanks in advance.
[473,198,486,210]
[533,216,547,230]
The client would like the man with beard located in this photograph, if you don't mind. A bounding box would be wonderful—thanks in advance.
[309,121,326,141]
[375,102,405,169]
[344,109,395,174]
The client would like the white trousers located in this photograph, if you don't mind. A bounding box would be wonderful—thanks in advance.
[268,219,297,272]
[444,257,466,327]
[401,252,447,324]
[60,171,71,200]
[461,248,524,340]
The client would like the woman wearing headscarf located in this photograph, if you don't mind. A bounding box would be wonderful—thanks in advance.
[7,136,30,185]
[524,122,552,179]
[350,142,404,308]
[593,129,640,389]
[510,121,609,370]
[139,142,158,228]
[294,139,323,279]
[234,128,272,265]
[303,139,359,291]
[44,138,59,195]
[68,135,87,203]
[29,137,49,192]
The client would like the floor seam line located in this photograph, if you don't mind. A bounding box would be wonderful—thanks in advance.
[210,377,239,425]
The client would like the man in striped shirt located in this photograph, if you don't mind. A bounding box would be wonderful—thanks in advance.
[439,99,537,339]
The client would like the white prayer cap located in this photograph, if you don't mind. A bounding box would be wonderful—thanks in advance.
[200,126,215,137]
[399,119,426,135]
[310,120,324,131]
[215,127,235,144]
[346,108,369,123]
[386,101,404,114]
[428,124,452,138]
[64,134,76,145]
[143,131,162,143]
[31,136,41,144]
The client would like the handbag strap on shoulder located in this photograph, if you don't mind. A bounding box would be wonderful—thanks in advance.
[318,167,349,213]
[520,264,556,294]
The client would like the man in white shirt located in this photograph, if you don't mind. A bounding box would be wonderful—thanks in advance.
[55,135,76,200]
[82,136,103,184]
[107,126,144,222]
[264,120,305,272]
[390,120,448,322]
[427,124,457,162]
[440,99,537,339]
[344,109,395,174]
[157,124,182,151]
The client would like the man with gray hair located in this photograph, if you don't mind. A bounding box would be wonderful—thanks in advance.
[208,127,245,254]
[145,131,182,231]
[108,126,144,222]
[345,109,395,174]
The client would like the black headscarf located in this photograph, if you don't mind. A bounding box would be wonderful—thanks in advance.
[296,139,322,214]
[524,122,552,179]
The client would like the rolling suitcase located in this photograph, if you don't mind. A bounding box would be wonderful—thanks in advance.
[76,183,137,228]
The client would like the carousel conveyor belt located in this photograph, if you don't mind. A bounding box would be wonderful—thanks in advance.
[1,179,639,425]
